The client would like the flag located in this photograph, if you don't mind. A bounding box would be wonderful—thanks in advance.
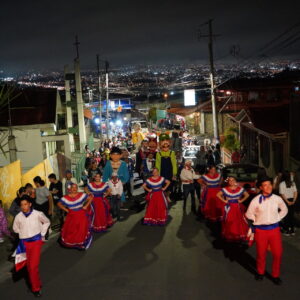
[15,240,27,271]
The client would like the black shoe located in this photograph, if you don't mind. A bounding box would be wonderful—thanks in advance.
[272,277,282,285]
[255,274,264,281]
[33,290,42,297]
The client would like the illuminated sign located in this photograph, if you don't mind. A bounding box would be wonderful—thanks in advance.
[184,89,196,106]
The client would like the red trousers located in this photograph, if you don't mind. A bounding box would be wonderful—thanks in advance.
[24,240,43,292]
[255,227,283,278]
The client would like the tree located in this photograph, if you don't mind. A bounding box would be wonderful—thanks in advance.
[223,127,240,152]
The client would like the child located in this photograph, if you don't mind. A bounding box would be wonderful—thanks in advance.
[141,152,155,181]
[108,173,123,221]
[13,195,50,297]
[0,200,12,243]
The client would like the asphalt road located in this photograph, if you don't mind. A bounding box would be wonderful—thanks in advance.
[1,200,300,300]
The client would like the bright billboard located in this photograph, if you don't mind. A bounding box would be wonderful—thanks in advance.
[184,89,196,106]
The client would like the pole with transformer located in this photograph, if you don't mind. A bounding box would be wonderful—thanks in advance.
[105,61,110,139]
[96,55,103,139]
[198,19,220,142]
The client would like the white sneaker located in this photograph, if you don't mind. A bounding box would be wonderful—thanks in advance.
[0,238,4,243]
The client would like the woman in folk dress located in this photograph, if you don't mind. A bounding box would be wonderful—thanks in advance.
[85,173,113,232]
[217,177,249,242]
[198,166,223,221]
[142,168,170,226]
[58,184,93,250]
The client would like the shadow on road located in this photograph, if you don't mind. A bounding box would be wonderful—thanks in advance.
[96,218,167,277]
[204,220,257,276]
[176,211,201,248]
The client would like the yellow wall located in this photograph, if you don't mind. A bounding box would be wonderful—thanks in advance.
[21,159,54,187]
[0,160,22,210]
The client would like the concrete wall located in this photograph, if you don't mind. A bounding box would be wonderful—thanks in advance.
[202,112,236,136]
[0,128,43,172]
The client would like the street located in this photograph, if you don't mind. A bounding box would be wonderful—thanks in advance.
[1,200,300,300]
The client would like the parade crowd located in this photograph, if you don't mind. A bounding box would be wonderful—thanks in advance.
[0,129,298,297]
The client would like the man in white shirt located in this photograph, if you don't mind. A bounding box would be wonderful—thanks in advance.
[180,160,200,213]
[13,195,50,297]
[279,171,298,236]
[246,177,288,285]
[108,173,123,221]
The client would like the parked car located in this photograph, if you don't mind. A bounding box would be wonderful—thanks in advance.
[182,146,200,165]
[220,164,260,207]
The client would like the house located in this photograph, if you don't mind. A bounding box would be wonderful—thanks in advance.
[0,86,72,172]
[217,70,300,176]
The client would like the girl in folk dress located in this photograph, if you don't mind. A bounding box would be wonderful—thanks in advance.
[85,173,113,232]
[198,166,223,221]
[142,168,170,226]
[58,184,93,249]
[217,177,249,242]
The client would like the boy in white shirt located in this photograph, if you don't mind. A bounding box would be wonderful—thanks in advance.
[246,177,287,285]
[108,173,123,221]
[13,195,50,297]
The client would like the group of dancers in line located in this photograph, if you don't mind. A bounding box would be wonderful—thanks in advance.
[11,147,289,297]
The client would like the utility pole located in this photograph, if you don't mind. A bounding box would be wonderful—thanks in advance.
[96,55,103,140]
[73,35,87,148]
[105,61,110,139]
[199,19,220,142]
[7,96,17,163]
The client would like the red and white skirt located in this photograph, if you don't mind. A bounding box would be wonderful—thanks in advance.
[91,196,113,232]
[61,209,92,249]
[144,191,168,226]
[202,187,224,221]
[222,203,249,242]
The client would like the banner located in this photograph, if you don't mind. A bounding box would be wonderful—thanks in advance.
[0,160,22,210]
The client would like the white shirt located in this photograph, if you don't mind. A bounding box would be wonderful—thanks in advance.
[279,181,297,199]
[108,179,123,196]
[13,210,50,239]
[146,159,154,172]
[245,194,288,225]
[180,168,200,184]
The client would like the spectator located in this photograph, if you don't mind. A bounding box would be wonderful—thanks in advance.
[231,149,241,164]
[0,200,12,243]
[62,170,78,195]
[195,146,207,174]
[81,171,88,186]
[33,176,53,220]
[214,143,221,165]
[205,149,215,167]
[48,174,63,205]
[88,161,102,182]
[9,187,26,218]
[279,171,298,236]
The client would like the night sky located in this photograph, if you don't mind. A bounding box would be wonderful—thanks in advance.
[1,0,300,73]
